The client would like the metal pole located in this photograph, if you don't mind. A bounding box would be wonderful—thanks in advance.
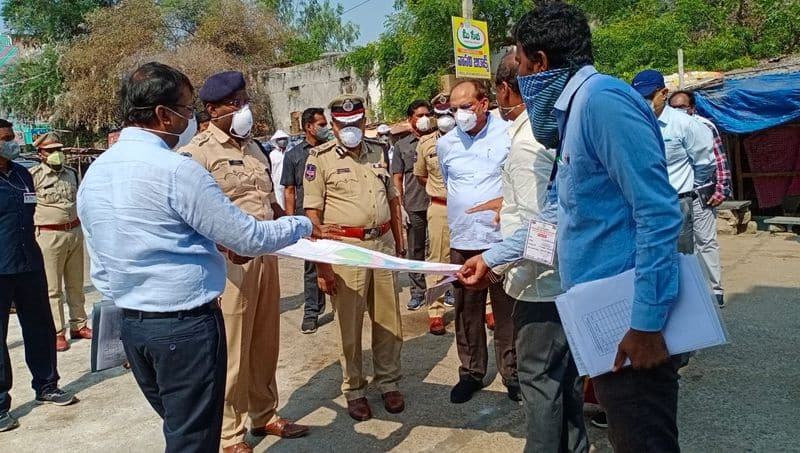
[677,48,685,90]
[462,0,473,26]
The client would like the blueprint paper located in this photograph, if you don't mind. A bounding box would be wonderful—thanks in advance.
[555,254,728,377]
[274,239,461,276]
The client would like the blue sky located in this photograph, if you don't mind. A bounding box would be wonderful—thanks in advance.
[340,0,395,46]
[0,0,395,46]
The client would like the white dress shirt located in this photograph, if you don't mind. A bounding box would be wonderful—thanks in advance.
[497,111,562,302]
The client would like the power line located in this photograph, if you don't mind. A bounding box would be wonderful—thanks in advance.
[342,0,374,15]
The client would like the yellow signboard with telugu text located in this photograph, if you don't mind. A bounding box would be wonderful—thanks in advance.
[451,16,491,80]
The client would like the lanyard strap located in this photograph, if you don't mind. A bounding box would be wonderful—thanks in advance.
[547,73,599,189]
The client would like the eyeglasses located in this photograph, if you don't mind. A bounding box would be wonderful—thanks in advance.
[449,103,476,114]
[170,104,197,116]
[225,97,250,108]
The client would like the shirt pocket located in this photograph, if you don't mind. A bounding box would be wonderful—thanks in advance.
[663,138,685,166]
[211,162,258,197]
[329,172,361,198]
[0,186,15,213]
[39,185,60,204]
[370,166,391,191]
[56,180,77,203]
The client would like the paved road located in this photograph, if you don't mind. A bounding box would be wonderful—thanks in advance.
[2,233,798,452]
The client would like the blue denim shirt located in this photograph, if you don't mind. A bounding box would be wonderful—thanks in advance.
[78,128,312,312]
[0,161,44,274]
[555,66,682,332]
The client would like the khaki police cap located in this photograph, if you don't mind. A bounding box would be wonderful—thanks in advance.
[33,133,64,150]
[329,94,366,124]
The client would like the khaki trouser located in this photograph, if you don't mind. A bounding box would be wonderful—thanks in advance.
[35,227,87,335]
[220,255,281,448]
[426,202,450,319]
[331,233,403,401]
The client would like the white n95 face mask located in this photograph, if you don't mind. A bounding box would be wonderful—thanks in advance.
[150,107,197,149]
[415,115,432,133]
[437,115,455,133]
[230,104,254,138]
[455,109,477,132]
[339,126,363,148]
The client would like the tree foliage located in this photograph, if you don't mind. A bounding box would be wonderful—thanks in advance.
[0,0,114,42]
[344,0,800,121]
[286,0,360,63]
[268,0,359,64]
[341,0,533,120]
[0,45,64,121]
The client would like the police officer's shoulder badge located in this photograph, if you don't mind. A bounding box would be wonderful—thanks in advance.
[310,140,336,157]
[304,164,317,181]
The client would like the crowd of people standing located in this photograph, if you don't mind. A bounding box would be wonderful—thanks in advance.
[0,2,731,452]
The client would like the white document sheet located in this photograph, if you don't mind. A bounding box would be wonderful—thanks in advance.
[555,254,728,377]
[274,239,462,276]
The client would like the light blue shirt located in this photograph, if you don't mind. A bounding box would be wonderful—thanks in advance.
[658,105,715,193]
[437,113,510,250]
[486,66,683,332]
[78,128,312,312]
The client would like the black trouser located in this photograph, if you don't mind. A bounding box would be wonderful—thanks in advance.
[677,195,695,254]
[121,305,227,453]
[450,248,517,387]
[593,355,683,453]
[406,209,427,299]
[0,271,59,414]
[513,300,588,453]
[302,260,325,320]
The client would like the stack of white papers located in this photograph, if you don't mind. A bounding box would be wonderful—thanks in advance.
[555,254,728,377]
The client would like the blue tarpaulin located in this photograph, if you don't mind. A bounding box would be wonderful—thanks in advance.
[695,73,800,135]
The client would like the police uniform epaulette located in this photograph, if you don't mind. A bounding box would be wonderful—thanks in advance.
[363,138,388,154]
[309,140,337,157]
[191,130,213,146]
[419,131,439,144]
[29,163,44,174]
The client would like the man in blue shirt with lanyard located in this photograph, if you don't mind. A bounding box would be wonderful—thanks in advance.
[458,3,684,451]
[0,119,78,433]
[78,63,315,453]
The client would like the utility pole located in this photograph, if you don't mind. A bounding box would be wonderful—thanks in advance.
[677,48,685,90]
[462,0,473,26]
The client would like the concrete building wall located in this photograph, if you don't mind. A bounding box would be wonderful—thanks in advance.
[258,55,381,133]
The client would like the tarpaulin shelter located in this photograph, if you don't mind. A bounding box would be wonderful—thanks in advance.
[694,56,800,210]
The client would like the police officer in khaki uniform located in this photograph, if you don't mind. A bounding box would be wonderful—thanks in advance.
[413,94,456,335]
[179,71,308,453]
[30,134,91,352]
[304,95,406,422]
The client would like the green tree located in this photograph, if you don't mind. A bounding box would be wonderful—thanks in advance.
[1,0,113,41]
[342,0,533,120]
[0,45,64,121]
[271,0,360,64]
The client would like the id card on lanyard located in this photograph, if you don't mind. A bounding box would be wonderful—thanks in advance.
[523,220,557,266]
[24,192,37,204]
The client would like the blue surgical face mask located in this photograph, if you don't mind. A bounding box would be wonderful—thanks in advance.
[0,140,21,161]
[517,67,573,149]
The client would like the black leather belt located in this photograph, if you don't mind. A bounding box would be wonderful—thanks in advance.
[678,191,697,200]
[123,300,219,319]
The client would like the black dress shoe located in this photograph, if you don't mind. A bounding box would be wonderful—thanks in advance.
[450,379,483,404]
[507,385,522,402]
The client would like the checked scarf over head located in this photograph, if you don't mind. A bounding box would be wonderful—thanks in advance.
[517,67,575,149]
